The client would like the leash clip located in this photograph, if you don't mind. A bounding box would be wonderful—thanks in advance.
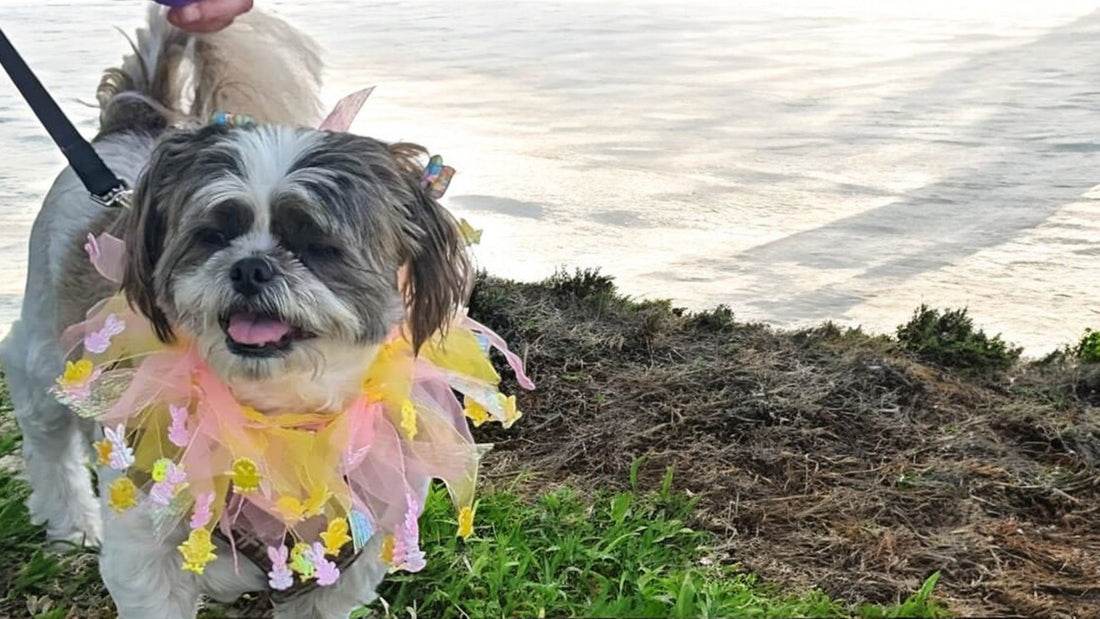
[91,184,132,209]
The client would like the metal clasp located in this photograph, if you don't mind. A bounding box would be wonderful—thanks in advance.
[90,184,132,209]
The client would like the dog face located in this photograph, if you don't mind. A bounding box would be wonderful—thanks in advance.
[122,124,469,383]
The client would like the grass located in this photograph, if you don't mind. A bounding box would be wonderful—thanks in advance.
[895,304,1022,373]
[469,271,1100,617]
[4,269,1099,617]
[0,410,948,619]
[1074,329,1100,364]
[0,428,106,618]
[367,469,948,619]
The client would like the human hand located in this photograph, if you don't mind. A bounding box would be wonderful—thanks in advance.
[164,0,254,33]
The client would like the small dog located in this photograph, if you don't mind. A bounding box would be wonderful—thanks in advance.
[1,8,472,618]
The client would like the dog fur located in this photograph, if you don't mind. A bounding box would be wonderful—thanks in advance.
[0,7,470,618]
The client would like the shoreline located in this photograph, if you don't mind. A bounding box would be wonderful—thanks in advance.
[0,267,1089,359]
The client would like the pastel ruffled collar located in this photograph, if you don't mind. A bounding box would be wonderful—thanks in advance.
[57,226,532,591]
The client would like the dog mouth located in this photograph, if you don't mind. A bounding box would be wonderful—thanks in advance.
[220,312,315,357]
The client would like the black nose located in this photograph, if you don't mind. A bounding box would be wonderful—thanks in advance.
[229,257,275,296]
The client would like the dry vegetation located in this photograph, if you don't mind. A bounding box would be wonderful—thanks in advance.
[3,269,1097,618]
[470,270,1100,618]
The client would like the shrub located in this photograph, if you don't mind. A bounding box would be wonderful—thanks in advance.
[896,305,1021,373]
[1073,329,1100,364]
[686,304,736,332]
[546,267,617,303]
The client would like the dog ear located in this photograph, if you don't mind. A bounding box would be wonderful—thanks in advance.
[388,143,472,353]
[122,127,222,342]
[123,199,171,343]
[122,143,174,342]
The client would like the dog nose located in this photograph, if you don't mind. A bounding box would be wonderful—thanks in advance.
[229,257,275,296]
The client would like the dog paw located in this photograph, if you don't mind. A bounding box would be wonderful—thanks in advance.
[45,524,103,550]
[42,513,103,550]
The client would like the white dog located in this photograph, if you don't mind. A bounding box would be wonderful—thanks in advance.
[1,8,485,618]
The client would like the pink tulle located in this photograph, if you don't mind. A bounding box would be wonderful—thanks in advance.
[93,336,511,557]
[61,299,111,356]
[318,88,375,133]
[65,231,536,583]
[84,232,126,284]
[462,316,535,390]
[101,348,196,426]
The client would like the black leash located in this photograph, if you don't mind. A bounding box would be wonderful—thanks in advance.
[0,27,130,208]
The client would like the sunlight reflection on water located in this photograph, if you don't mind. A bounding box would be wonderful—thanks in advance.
[1,1,1098,354]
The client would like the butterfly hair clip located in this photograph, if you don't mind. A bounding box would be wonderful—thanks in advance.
[421,155,455,199]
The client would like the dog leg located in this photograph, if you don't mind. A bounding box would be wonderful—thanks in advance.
[200,539,268,604]
[272,537,388,619]
[2,328,101,546]
[98,500,204,619]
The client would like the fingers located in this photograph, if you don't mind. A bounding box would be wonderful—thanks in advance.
[168,15,236,33]
[168,0,254,33]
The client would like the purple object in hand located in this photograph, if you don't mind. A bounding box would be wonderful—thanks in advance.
[154,0,199,7]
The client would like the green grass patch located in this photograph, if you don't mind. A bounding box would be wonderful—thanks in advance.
[0,410,947,619]
[1073,329,1100,364]
[896,305,1021,373]
[0,420,108,618]
[365,473,948,619]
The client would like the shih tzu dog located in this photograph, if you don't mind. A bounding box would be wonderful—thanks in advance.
[1,8,476,618]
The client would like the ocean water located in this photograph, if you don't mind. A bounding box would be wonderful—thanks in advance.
[1,0,1099,355]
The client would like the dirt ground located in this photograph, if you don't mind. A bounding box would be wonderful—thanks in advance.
[469,271,1100,619]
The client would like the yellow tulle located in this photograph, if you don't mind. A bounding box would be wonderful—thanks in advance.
[421,328,501,384]
[63,221,531,587]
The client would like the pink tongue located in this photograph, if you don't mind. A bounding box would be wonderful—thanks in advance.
[227,315,291,345]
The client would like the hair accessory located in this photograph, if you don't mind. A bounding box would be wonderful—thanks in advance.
[149,460,188,505]
[211,94,459,202]
[463,398,490,427]
[421,155,456,198]
[391,492,427,572]
[319,87,374,133]
[210,111,256,129]
[379,536,395,565]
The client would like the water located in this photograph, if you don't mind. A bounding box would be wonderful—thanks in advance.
[2,0,1099,355]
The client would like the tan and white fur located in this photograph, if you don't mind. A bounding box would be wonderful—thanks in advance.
[0,7,470,618]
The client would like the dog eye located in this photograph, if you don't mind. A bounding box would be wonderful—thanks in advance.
[196,228,229,248]
[304,243,342,261]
